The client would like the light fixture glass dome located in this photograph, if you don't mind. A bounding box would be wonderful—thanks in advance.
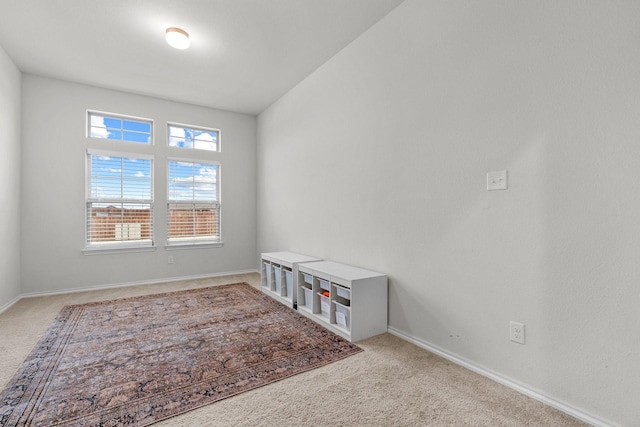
[166,27,190,50]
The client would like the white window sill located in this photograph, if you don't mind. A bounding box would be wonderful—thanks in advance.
[165,241,224,250]
[83,245,157,255]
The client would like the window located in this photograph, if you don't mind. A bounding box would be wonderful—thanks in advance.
[88,111,152,144]
[86,150,154,249]
[168,123,220,151]
[167,160,221,246]
[85,111,223,252]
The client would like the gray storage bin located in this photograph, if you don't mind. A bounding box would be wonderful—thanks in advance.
[284,269,292,297]
[274,265,282,293]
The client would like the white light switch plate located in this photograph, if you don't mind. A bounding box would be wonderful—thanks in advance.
[487,170,508,191]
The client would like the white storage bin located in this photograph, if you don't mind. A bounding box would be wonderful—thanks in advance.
[264,262,272,288]
[302,287,313,309]
[333,301,350,329]
[318,293,330,317]
[284,269,292,297]
[302,273,313,285]
[334,284,350,300]
[319,278,330,291]
[274,265,282,293]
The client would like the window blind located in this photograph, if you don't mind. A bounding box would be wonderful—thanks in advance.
[167,160,220,244]
[86,151,153,246]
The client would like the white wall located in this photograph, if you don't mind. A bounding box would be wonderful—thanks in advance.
[257,1,640,425]
[21,75,257,294]
[0,46,21,308]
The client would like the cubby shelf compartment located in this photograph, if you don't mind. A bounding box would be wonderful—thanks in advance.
[296,260,387,342]
[261,252,322,308]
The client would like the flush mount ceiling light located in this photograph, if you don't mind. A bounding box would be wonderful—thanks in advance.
[165,27,190,50]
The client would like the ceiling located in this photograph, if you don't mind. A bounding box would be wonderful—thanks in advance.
[0,0,405,115]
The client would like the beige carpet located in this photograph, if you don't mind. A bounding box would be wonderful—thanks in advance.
[0,273,588,426]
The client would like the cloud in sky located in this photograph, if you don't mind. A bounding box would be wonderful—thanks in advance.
[169,163,218,201]
[169,125,218,151]
[90,115,110,138]
[194,132,217,151]
[169,126,190,148]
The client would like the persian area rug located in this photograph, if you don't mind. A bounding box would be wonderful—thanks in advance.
[0,283,362,426]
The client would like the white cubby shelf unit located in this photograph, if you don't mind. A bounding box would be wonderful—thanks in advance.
[260,252,322,308]
[297,261,388,342]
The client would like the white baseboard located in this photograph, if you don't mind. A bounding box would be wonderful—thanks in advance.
[387,326,614,427]
[0,294,22,315]
[0,269,259,314]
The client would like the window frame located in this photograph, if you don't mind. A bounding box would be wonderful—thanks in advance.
[166,157,222,249]
[87,110,154,145]
[84,148,156,253]
[167,122,221,152]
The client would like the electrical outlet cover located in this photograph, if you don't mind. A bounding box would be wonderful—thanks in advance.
[487,170,508,191]
[510,321,525,344]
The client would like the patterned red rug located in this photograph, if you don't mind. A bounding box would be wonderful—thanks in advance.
[0,283,362,426]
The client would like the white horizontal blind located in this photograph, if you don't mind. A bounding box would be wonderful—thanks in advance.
[86,152,153,246]
[167,203,220,240]
[167,160,220,243]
